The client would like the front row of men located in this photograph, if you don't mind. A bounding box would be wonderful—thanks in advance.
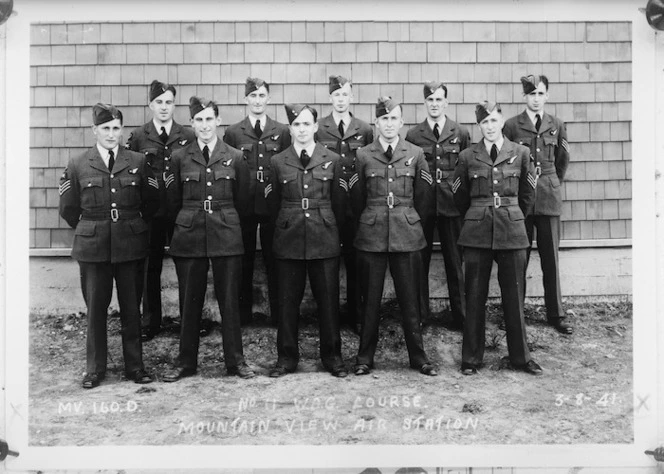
[60,75,566,388]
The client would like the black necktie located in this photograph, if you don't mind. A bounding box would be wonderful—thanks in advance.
[490,144,498,163]
[385,145,393,160]
[535,114,541,132]
[300,149,310,168]
[159,126,168,144]
[108,149,115,171]
[433,123,440,140]
[254,120,262,138]
[338,120,345,137]
[203,145,210,164]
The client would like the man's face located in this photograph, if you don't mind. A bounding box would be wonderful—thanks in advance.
[191,107,221,144]
[424,87,448,120]
[93,118,123,150]
[289,109,318,147]
[524,82,549,113]
[244,86,270,117]
[329,83,353,114]
[375,106,404,141]
[149,90,175,124]
[478,109,505,144]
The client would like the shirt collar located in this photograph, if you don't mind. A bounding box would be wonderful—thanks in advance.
[96,144,119,166]
[484,136,505,155]
[293,142,316,158]
[525,108,543,126]
[379,136,399,154]
[332,111,351,127]
[198,136,218,154]
[249,115,266,128]
[153,119,173,136]
[427,115,446,132]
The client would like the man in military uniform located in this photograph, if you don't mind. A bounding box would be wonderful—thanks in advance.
[453,101,542,376]
[315,75,374,332]
[503,75,572,335]
[126,80,197,342]
[59,103,160,388]
[223,77,291,326]
[350,97,438,377]
[162,97,255,382]
[405,81,470,329]
[266,104,347,378]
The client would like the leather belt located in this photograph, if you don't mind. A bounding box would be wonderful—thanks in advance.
[367,194,414,209]
[470,196,519,209]
[281,198,331,210]
[81,209,141,222]
[182,200,234,213]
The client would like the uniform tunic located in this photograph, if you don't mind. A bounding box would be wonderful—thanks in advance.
[165,139,249,369]
[350,139,433,369]
[503,111,570,321]
[267,143,346,371]
[452,137,536,367]
[406,117,470,324]
[126,120,195,330]
[59,146,160,375]
[316,113,374,327]
[223,116,291,323]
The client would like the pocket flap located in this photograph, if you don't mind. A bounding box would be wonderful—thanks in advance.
[239,143,253,152]
[321,140,337,149]
[443,145,460,154]
[395,167,415,178]
[182,172,200,183]
[175,210,194,227]
[129,218,149,234]
[464,207,486,221]
[215,168,236,180]
[312,167,334,181]
[404,209,421,225]
[508,207,525,221]
[119,177,139,187]
[82,176,103,188]
[75,220,96,236]
[358,211,376,225]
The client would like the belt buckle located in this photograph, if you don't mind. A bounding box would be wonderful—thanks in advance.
[435,169,443,181]
[535,166,542,177]
[256,170,264,182]
[301,197,309,210]
[493,196,501,208]
[110,209,119,222]
[387,192,395,209]
[204,199,212,212]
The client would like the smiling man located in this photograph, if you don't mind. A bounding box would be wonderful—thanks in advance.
[315,75,374,332]
[162,96,255,382]
[59,103,160,389]
[503,74,572,335]
[126,80,196,342]
[223,77,291,326]
[453,101,542,376]
[266,104,347,378]
[350,97,437,377]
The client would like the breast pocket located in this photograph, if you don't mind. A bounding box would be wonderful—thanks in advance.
[80,175,104,206]
[265,142,281,157]
[279,171,299,199]
[181,171,201,200]
[443,144,460,166]
[517,136,533,147]
[142,148,161,168]
[239,143,253,160]
[312,167,334,198]
[542,134,558,161]
[503,166,521,195]
[395,167,415,196]
[214,167,236,198]
[117,176,141,207]
[469,168,489,198]
[320,140,337,151]
[365,167,385,196]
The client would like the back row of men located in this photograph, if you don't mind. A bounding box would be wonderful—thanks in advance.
[59,74,571,389]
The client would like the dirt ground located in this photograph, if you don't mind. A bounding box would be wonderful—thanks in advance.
[29,299,632,446]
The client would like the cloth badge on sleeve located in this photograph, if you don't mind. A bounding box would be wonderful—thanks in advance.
[348,173,359,189]
[58,180,71,196]
[527,172,538,189]
[264,183,272,198]
[148,176,159,189]
[420,169,433,185]
[339,178,348,192]
[163,172,174,188]
[561,138,569,153]
[452,176,461,193]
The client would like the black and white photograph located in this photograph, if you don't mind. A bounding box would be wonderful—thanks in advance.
[1,0,663,472]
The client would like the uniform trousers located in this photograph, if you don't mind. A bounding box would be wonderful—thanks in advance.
[173,256,245,370]
[356,250,429,369]
[239,215,278,324]
[525,215,565,321]
[340,217,360,325]
[139,215,174,331]
[462,247,531,367]
[275,257,344,371]
[79,260,144,375]
[421,215,466,323]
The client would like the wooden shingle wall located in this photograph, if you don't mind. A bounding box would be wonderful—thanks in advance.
[28,21,632,249]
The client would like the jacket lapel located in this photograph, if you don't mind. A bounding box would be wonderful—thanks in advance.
[474,141,494,167]
[284,146,304,171]
[88,147,110,174]
[167,121,191,147]
[112,148,131,174]
[539,112,555,136]
[439,118,456,143]
[493,140,518,167]
[518,110,536,133]
[368,140,389,165]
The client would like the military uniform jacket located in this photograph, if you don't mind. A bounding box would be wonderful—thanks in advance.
[126,121,195,217]
[405,117,470,217]
[165,139,249,258]
[59,147,160,263]
[503,111,570,216]
[351,139,432,253]
[452,138,536,250]
[316,113,374,180]
[267,143,346,260]
[223,116,291,218]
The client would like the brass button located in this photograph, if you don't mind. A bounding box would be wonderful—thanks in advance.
[304,184,309,189]
[111,203,117,208]
[305,212,310,218]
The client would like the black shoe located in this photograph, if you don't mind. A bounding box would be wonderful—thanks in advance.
[227,363,256,379]
[418,363,438,376]
[199,319,213,337]
[82,372,105,389]
[269,365,293,378]
[330,366,348,378]
[518,359,543,376]
[550,318,573,335]
[163,367,197,383]
[127,369,154,384]
[461,363,478,376]
[141,327,160,342]
[354,364,372,376]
